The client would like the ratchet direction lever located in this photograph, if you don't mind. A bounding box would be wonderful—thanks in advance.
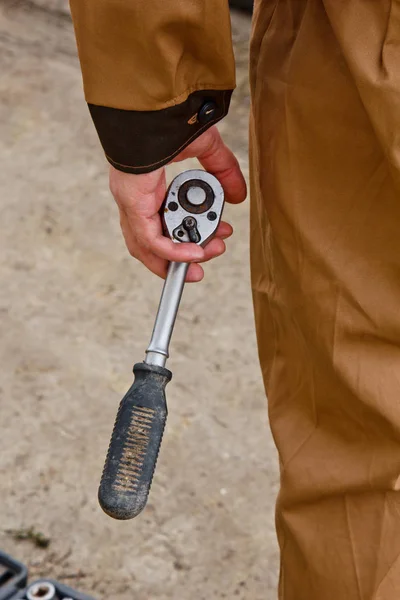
[98,170,225,520]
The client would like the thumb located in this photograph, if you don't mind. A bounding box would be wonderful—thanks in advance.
[173,126,247,205]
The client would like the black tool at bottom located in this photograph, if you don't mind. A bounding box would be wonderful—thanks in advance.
[98,362,172,520]
[0,550,28,600]
[15,579,95,600]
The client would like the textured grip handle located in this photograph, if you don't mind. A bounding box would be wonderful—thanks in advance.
[98,362,172,520]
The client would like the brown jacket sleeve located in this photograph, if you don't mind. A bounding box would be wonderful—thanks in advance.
[69,0,235,174]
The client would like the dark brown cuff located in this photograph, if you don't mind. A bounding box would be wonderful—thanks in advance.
[88,89,233,174]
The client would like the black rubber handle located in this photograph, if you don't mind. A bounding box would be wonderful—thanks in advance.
[98,362,172,520]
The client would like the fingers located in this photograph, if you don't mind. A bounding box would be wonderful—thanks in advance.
[150,220,232,263]
[120,207,228,282]
[126,238,205,283]
[198,129,247,205]
[202,237,226,262]
[119,196,206,264]
[122,198,232,265]
[138,254,205,283]
[186,263,204,283]
[215,220,233,239]
[150,235,204,263]
[110,140,240,284]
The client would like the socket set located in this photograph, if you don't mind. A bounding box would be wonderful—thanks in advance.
[13,579,95,600]
[0,552,94,600]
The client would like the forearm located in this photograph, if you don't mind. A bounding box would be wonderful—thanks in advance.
[69,0,236,173]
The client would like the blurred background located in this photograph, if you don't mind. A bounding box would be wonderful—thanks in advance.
[0,1,279,598]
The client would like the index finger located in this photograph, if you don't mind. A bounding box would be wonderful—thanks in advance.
[199,129,247,204]
[151,234,205,263]
[173,127,247,205]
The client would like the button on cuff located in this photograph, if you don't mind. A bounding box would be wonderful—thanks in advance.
[197,101,217,125]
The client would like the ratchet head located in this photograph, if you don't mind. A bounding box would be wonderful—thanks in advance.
[162,170,224,247]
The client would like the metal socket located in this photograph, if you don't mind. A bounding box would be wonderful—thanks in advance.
[26,581,56,600]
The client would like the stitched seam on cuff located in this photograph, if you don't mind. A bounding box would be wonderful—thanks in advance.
[105,91,228,170]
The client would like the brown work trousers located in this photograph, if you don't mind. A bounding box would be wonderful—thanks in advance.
[250,1,400,598]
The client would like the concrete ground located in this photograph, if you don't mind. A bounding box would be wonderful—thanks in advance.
[0,2,279,598]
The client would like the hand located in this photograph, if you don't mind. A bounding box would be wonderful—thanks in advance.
[110,126,247,282]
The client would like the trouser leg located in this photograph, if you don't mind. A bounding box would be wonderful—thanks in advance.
[250,1,400,598]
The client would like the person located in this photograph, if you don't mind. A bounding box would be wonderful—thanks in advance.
[69,1,400,598]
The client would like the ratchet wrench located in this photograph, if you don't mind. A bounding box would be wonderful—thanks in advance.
[98,170,225,520]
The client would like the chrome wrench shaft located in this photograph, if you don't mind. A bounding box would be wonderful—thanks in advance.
[145,261,189,368]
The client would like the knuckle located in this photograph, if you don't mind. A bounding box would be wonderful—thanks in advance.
[140,239,151,252]
[203,132,220,159]
[135,231,150,250]
[127,245,138,258]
